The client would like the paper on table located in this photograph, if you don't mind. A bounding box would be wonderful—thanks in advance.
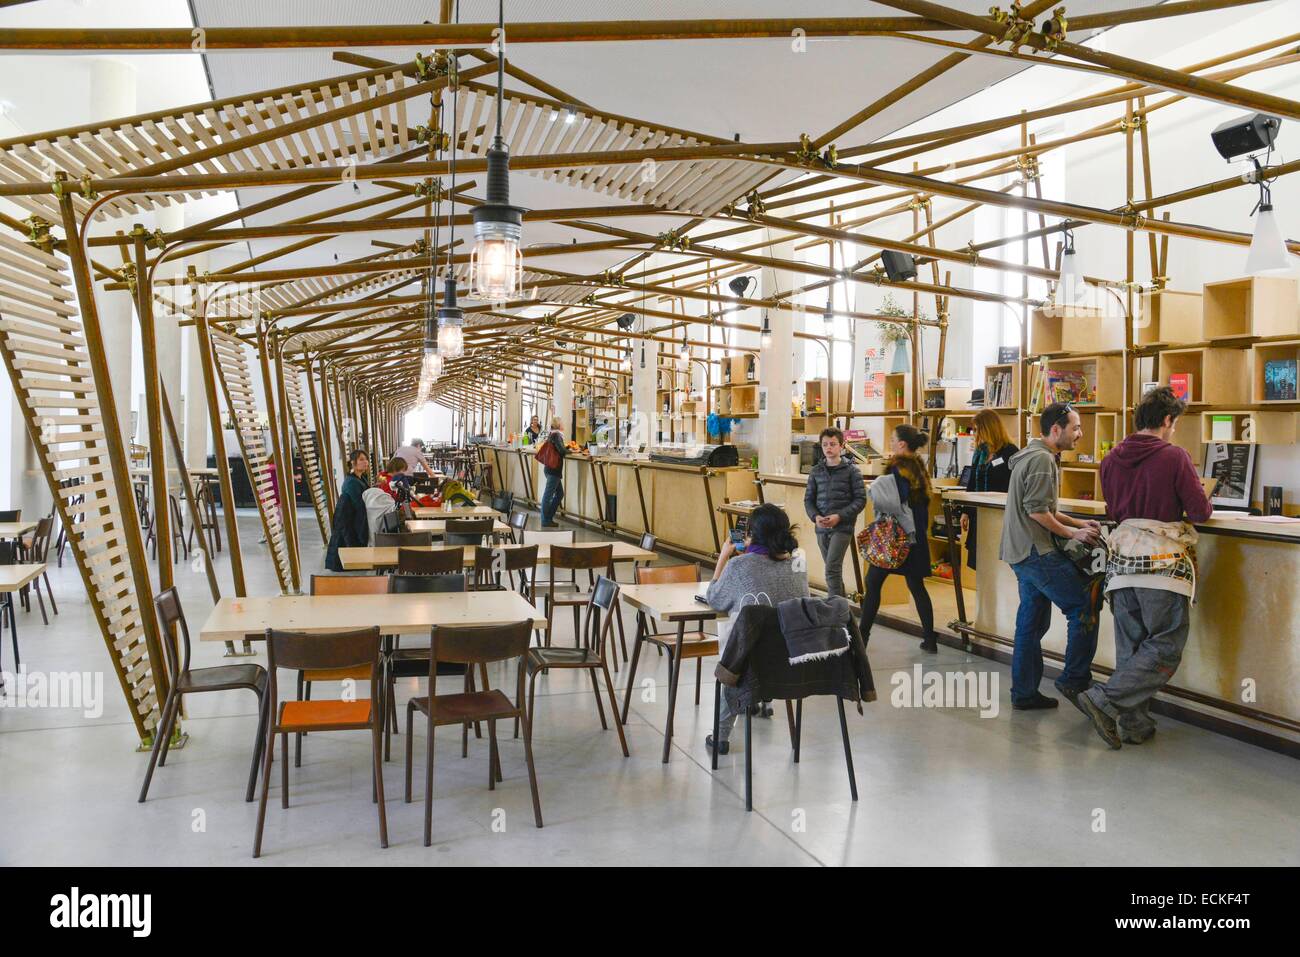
[1211,510,1300,522]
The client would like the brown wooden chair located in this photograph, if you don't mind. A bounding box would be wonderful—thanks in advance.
[375,531,433,547]
[620,564,719,729]
[397,546,463,576]
[541,543,613,648]
[254,625,386,857]
[522,575,629,757]
[471,544,538,599]
[444,517,493,547]
[404,619,542,846]
[139,587,268,804]
[25,517,57,624]
[301,574,388,765]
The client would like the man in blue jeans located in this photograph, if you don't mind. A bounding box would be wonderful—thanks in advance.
[999,403,1102,710]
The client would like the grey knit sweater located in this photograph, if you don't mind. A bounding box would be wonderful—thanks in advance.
[705,552,810,613]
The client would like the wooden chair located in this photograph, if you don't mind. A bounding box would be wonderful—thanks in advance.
[375,531,433,548]
[397,546,463,576]
[139,588,268,803]
[188,476,222,554]
[382,573,469,760]
[491,491,514,515]
[253,626,386,857]
[300,574,389,765]
[541,543,612,648]
[470,543,538,599]
[404,619,542,846]
[522,575,629,757]
[620,564,719,729]
[444,517,493,547]
[24,517,57,624]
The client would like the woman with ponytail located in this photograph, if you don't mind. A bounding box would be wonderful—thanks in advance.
[860,424,939,653]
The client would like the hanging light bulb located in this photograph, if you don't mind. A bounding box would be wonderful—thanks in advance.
[678,338,690,368]
[437,275,464,359]
[1057,228,1083,307]
[1246,202,1294,274]
[622,348,632,372]
[470,0,526,302]
[823,296,835,334]
[760,310,773,350]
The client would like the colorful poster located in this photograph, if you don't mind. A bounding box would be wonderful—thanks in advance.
[863,347,884,400]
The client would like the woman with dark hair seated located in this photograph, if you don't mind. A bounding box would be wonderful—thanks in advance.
[703,503,810,754]
[324,449,371,572]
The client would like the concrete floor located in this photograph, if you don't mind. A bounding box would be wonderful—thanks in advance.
[2,507,1297,866]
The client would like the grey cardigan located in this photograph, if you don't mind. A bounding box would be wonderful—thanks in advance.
[867,474,917,542]
[705,552,810,614]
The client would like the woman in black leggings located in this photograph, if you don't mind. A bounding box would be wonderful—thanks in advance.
[860,425,937,653]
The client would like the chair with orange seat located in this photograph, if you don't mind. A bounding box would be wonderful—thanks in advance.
[620,563,719,728]
[253,625,386,858]
[299,574,389,765]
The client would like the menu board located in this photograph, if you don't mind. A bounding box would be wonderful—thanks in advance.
[1202,442,1257,510]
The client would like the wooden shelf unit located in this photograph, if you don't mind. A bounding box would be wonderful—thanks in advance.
[1031,305,1125,356]
[721,353,758,385]
[1251,340,1300,404]
[884,373,911,413]
[1202,276,1299,341]
[1199,410,1296,446]
[1156,347,1249,406]
[983,362,1019,410]
[1137,289,1203,346]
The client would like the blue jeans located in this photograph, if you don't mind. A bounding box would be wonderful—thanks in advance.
[540,469,563,524]
[1009,549,1099,704]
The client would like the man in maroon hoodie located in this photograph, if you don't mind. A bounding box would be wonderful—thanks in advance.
[1077,387,1213,749]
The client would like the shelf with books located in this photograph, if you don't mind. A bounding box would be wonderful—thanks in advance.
[983,362,1019,410]
[1199,410,1296,445]
[1030,305,1125,356]
[1136,289,1204,346]
[1202,276,1299,342]
[1156,347,1249,406]
[1027,354,1123,411]
[1251,341,1300,404]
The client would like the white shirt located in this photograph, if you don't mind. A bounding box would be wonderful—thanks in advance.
[392,445,430,473]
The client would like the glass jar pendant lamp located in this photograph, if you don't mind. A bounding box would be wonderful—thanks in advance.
[470,0,526,302]
[437,276,465,359]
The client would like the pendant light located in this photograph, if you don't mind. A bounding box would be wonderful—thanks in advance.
[822,295,835,334]
[470,0,525,302]
[760,310,773,350]
[437,276,464,359]
[1245,168,1294,274]
[1057,228,1083,307]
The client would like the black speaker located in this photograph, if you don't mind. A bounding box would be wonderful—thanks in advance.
[616,313,636,330]
[1211,113,1280,160]
[881,250,917,282]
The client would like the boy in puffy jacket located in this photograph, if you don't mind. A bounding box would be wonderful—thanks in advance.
[803,427,866,599]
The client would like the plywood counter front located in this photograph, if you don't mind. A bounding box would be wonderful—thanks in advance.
[481,445,757,560]
[945,490,1300,750]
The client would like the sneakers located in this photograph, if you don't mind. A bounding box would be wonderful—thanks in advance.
[705,733,729,755]
[1012,693,1059,711]
[1059,685,1089,716]
[1078,694,1123,750]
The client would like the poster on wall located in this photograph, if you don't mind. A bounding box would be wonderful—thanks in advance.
[1202,442,1256,510]
[863,347,884,400]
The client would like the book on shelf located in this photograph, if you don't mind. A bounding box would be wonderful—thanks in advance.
[1210,415,1234,441]
[984,370,1014,408]
[1169,372,1193,402]
[1263,359,1297,401]
[1044,369,1090,405]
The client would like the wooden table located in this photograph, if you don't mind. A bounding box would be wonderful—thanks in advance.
[1,563,46,674]
[403,519,510,536]
[198,590,548,643]
[617,581,726,763]
[0,522,37,540]
[338,541,656,572]
[410,505,500,519]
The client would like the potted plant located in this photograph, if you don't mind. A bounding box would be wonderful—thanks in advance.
[874,294,923,374]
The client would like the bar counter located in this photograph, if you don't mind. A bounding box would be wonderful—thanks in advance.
[947,490,1300,753]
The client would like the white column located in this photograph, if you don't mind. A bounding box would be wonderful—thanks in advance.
[503,377,523,437]
[757,238,797,474]
[90,58,139,456]
[630,330,658,448]
[551,362,573,435]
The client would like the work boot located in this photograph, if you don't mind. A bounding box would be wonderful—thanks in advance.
[1078,694,1123,750]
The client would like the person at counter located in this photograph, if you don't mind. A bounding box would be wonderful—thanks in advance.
[961,409,1019,569]
[325,449,371,572]
[804,427,866,599]
[1000,403,1101,711]
[704,503,810,755]
[539,416,568,528]
[525,416,543,444]
[1076,387,1213,749]
[859,425,939,654]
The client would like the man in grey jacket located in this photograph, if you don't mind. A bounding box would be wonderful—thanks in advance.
[804,427,867,598]
[1000,403,1102,711]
